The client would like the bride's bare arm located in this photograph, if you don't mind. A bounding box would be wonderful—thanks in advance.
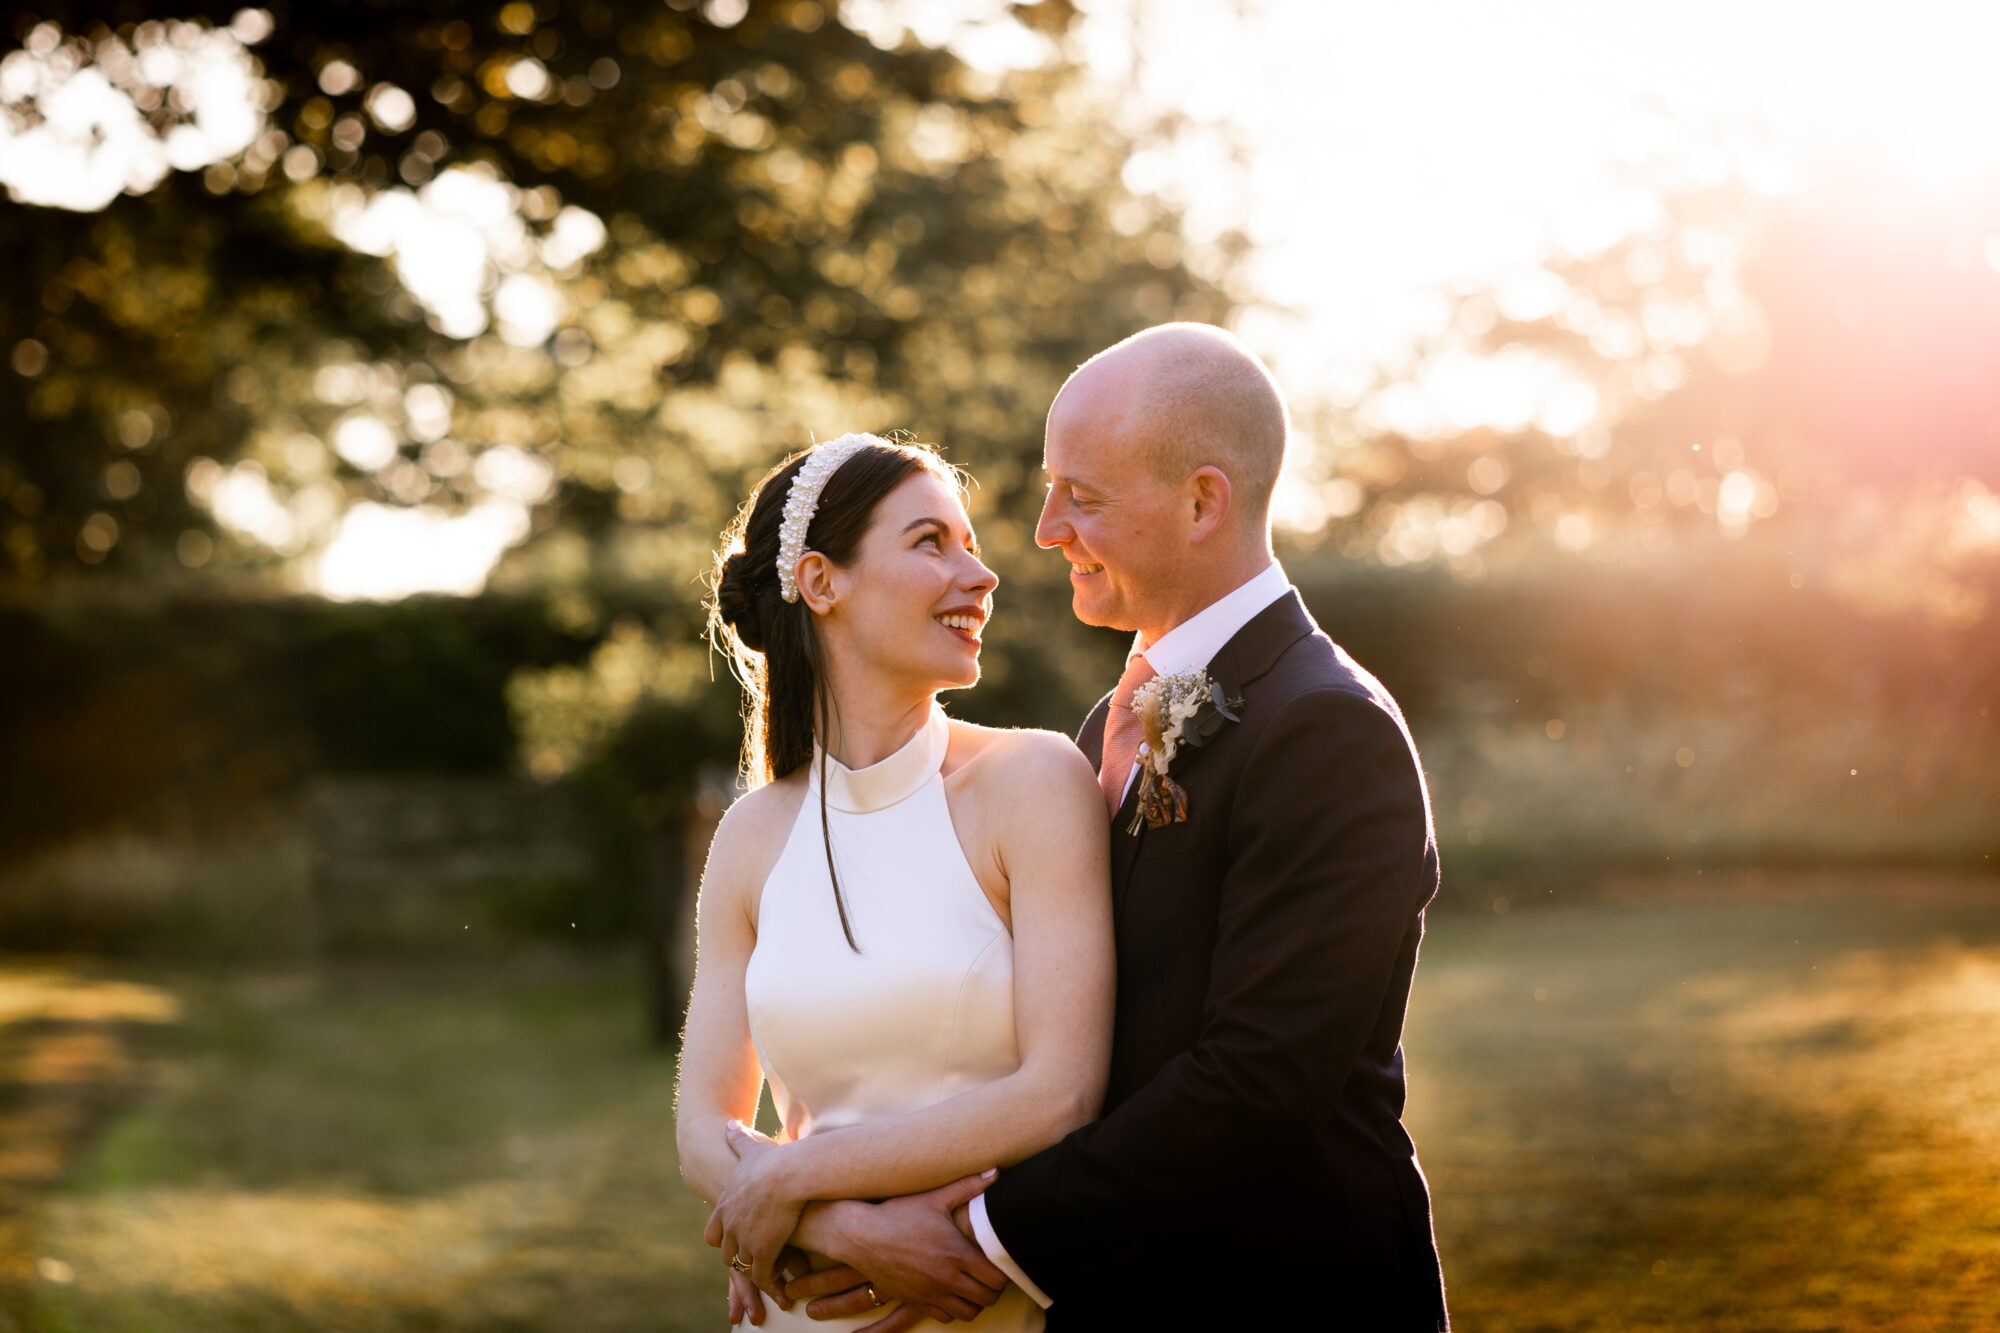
[711,733,1113,1265]
[674,785,796,1206]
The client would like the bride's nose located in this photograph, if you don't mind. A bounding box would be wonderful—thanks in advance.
[958,549,998,597]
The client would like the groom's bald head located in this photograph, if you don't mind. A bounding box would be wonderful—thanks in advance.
[1039,324,1286,638]
[1052,322,1289,525]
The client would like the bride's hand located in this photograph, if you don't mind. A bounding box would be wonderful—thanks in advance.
[728,1246,812,1325]
[728,1266,766,1327]
[705,1120,808,1296]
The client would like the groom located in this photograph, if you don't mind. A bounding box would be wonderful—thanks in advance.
[792,324,1448,1330]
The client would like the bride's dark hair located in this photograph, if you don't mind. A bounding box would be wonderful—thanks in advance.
[708,437,963,948]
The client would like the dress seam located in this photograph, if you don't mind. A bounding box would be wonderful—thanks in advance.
[937,928,1009,1107]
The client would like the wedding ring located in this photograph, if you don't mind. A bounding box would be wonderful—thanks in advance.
[731,1256,752,1274]
[867,1283,883,1307]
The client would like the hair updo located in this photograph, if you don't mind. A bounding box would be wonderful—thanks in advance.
[708,436,962,950]
[712,547,772,654]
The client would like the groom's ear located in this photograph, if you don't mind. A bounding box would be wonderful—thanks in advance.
[1187,465,1232,544]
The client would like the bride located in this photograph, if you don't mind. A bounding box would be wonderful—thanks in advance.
[675,434,1113,1329]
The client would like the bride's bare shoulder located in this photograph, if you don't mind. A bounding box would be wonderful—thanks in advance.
[946,720,1096,795]
[704,773,807,892]
[716,774,807,840]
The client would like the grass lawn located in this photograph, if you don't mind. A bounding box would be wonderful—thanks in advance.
[1406,871,2000,1332]
[4,870,1999,1331]
[1,954,724,1333]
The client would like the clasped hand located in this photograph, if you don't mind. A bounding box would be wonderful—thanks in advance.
[705,1120,804,1296]
[704,1122,1011,1329]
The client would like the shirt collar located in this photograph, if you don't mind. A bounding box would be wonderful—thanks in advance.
[1132,560,1292,677]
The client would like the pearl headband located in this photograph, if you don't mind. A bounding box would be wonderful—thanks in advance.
[777,433,883,603]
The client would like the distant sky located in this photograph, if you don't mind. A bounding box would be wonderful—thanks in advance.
[861,0,2000,398]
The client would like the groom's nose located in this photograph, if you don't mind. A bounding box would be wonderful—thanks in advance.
[1034,491,1067,549]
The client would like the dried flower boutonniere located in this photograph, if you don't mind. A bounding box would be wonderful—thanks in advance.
[1128,667,1244,834]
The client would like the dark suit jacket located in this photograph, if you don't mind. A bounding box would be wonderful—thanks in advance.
[983,591,1448,1330]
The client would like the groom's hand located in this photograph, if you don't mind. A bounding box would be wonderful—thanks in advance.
[788,1172,1007,1324]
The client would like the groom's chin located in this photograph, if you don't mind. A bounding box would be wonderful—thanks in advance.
[1066,591,1125,631]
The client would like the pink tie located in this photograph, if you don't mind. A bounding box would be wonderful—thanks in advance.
[1099,653,1157,815]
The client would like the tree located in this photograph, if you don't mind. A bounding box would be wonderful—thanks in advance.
[1,0,1228,604]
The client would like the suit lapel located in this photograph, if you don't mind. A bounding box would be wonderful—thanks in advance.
[1104,591,1318,915]
[1077,693,1111,767]
[1204,589,1316,706]
[1110,782,1148,912]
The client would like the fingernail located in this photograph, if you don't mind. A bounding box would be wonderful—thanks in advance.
[981,1168,997,1180]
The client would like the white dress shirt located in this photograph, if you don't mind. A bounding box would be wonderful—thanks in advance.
[967,559,1293,1308]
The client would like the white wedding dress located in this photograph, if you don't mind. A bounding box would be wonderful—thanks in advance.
[741,706,1044,1332]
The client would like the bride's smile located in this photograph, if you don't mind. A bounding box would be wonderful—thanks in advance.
[934,607,987,642]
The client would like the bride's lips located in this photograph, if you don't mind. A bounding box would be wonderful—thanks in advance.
[934,605,986,646]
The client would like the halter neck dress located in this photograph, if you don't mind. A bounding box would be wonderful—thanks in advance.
[742,706,1043,1332]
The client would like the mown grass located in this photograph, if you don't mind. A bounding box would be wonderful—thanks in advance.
[1406,871,2000,1331]
[1,953,724,1333]
[5,871,1999,1331]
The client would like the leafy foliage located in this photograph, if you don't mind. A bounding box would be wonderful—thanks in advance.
[1,0,1226,599]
